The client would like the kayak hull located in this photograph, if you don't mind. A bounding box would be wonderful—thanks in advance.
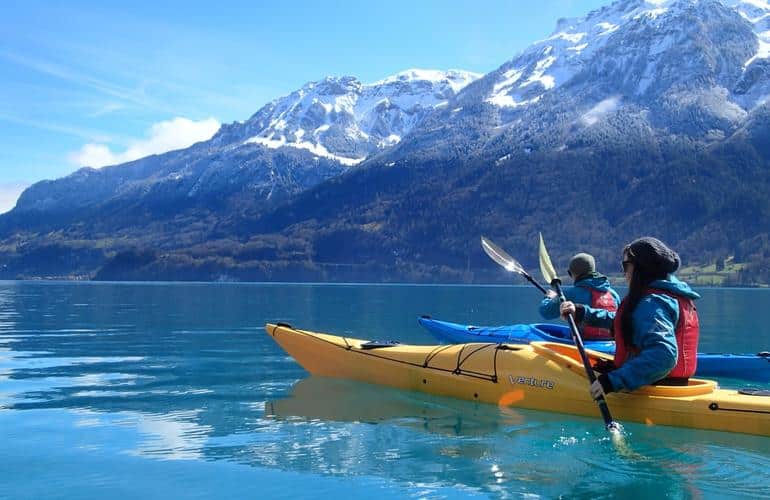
[418,317,770,382]
[266,323,770,437]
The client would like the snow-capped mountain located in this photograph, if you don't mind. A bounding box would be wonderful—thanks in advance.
[380,0,770,164]
[480,0,769,110]
[210,69,480,165]
[11,69,479,215]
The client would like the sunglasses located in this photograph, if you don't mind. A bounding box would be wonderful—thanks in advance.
[622,260,633,273]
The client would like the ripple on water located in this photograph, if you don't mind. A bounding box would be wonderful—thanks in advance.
[571,425,770,498]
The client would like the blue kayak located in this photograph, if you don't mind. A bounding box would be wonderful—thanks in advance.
[418,316,770,383]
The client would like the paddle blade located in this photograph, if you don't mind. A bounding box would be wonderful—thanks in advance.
[538,233,559,284]
[481,236,524,274]
[608,422,632,454]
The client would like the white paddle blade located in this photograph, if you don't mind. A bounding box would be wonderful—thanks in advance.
[481,236,524,274]
[538,232,558,284]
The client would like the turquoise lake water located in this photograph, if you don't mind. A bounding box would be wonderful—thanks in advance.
[1,281,769,499]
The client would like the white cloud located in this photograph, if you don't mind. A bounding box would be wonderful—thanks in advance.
[0,182,31,214]
[580,97,621,126]
[69,117,221,168]
[70,144,117,169]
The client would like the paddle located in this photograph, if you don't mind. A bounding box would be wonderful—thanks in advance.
[537,232,624,437]
[480,236,550,295]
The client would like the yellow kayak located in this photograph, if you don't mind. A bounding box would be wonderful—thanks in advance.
[265,323,770,437]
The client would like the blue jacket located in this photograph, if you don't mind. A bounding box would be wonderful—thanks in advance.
[581,275,700,391]
[539,274,620,323]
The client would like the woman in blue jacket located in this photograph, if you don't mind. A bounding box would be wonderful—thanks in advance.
[560,237,700,400]
[539,253,620,339]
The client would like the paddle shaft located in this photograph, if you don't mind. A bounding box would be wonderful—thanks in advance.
[523,272,550,295]
[551,279,617,429]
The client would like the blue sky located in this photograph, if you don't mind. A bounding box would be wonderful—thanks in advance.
[0,0,608,212]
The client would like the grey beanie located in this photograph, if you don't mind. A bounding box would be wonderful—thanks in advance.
[626,237,680,274]
[568,253,596,280]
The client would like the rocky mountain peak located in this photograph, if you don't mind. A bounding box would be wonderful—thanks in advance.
[209,69,481,165]
[475,0,759,112]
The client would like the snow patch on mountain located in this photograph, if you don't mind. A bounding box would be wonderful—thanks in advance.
[244,136,363,166]
[581,97,622,125]
[729,0,770,65]
[745,38,770,66]
[371,69,478,93]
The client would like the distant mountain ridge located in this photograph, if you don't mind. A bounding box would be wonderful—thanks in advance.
[1,0,770,284]
[10,69,479,216]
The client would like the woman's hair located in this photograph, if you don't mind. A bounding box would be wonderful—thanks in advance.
[619,237,680,345]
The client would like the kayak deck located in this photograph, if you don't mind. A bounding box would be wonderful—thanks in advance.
[418,317,770,382]
[266,323,770,437]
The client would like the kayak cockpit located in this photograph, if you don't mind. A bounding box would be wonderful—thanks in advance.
[530,341,718,397]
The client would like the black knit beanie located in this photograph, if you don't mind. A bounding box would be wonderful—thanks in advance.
[626,237,680,275]
[568,253,595,280]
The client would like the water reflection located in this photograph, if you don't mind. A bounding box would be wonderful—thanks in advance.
[267,376,530,436]
[262,376,770,497]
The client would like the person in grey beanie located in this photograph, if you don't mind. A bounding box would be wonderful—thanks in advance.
[560,237,701,400]
[538,252,620,339]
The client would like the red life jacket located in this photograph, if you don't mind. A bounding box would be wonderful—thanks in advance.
[613,288,699,379]
[581,289,617,339]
